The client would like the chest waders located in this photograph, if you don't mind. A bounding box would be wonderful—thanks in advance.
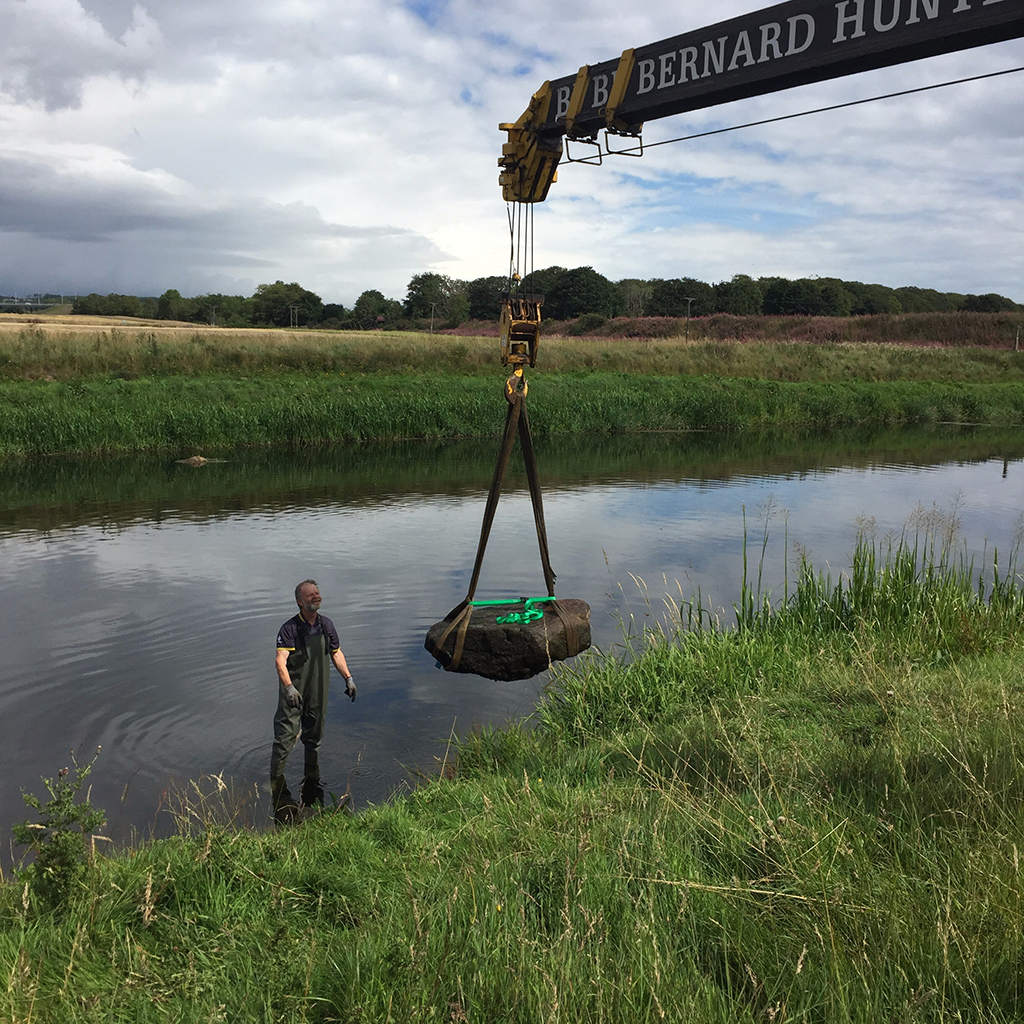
[270,620,331,813]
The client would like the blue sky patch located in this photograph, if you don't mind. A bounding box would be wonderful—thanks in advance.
[611,167,835,236]
[479,32,556,66]
[405,0,448,27]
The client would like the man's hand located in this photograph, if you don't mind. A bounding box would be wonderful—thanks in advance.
[283,684,302,708]
[345,677,356,702]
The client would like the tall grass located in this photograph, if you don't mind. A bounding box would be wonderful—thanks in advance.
[529,511,1024,745]
[3,373,1024,455]
[2,517,1024,1021]
[2,323,1024,382]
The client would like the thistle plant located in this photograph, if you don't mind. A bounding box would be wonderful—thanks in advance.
[13,748,107,910]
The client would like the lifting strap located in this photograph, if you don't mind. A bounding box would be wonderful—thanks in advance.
[429,382,581,671]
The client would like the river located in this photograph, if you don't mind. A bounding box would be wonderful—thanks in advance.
[1,425,1021,860]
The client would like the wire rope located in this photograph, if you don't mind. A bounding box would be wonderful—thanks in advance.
[598,65,1024,157]
[506,199,538,298]
[506,201,522,295]
[506,203,516,284]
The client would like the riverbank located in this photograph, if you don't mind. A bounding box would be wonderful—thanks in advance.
[2,531,1023,1022]
[2,323,1024,382]
[3,372,1024,456]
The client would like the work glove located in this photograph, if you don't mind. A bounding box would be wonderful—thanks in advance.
[345,677,356,702]
[283,683,302,708]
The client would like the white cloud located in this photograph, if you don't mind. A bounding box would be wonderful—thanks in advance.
[0,0,1021,302]
[0,0,160,108]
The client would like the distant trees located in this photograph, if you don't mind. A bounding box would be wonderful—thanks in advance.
[408,268,1019,324]
[648,278,714,318]
[894,287,962,313]
[251,281,323,327]
[763,277,852,316]
[521,266,567,300]
[153,290,256,326]
[349,290,402,329]
[404,271,1021,324]
[545,267,622,319]
[843,282,901,315]
[156,289,184,320]
[466,276,507,320]
[403,273,446,319]
[961,293,1018,313]
[72,293,155,317]
[618,279,653,318]
[404,273,469,326]
[64,270,1021,331]
[713,275,763,315]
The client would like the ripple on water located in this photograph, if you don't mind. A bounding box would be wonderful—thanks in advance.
[2,445,1022,859]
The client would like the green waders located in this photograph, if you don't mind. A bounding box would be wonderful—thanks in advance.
[271,627,330,816]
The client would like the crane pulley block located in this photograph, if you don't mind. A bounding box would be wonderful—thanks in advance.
[499,292,542,371]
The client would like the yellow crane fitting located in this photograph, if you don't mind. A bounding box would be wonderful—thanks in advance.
[498,83,561,204]
[498,292,542,384]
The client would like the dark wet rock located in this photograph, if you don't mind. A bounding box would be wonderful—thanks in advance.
[425,598,591,681]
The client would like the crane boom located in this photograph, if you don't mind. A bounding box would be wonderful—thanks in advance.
[499,0,1024,203]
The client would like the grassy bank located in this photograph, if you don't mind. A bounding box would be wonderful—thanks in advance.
[3,528,1024,1022]
[3,373,1024,456]
[2,324,1024,382]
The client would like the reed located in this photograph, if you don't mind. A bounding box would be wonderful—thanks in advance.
[2,518,1023,1021]
[3,373,1024,455]
[2,323,1024,382]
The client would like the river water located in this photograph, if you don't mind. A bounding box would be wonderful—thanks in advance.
[1,426,1022,859]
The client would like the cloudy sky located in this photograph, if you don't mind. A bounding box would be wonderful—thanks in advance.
[1,0,1021,304]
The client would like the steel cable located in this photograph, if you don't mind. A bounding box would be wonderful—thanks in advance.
[586,65,1024,158]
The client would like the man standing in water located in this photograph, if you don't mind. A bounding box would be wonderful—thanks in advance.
[271,579,356,821]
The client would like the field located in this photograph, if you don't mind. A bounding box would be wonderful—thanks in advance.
[2,528,1024,1022]
[1,314,1023,382]
[2,317,1024,455]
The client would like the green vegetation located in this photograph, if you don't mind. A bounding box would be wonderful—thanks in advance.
[3,522,1024,1021]
[2,371,1024,455]
[12,751,106,911]
[2,323,1023,381]
[2,324,1022,455]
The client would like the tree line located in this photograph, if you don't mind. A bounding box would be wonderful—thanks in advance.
[65,270,1021,329]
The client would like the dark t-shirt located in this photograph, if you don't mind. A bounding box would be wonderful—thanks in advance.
[276,613,340,654]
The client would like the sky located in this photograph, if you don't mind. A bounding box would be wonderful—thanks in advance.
[0,0,1021,305]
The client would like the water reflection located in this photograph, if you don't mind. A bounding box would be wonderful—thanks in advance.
[0,425,1022,860]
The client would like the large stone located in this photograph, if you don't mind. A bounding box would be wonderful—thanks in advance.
[425,599,591,681]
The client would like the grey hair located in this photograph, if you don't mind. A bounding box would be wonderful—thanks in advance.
[295,579,318,602]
